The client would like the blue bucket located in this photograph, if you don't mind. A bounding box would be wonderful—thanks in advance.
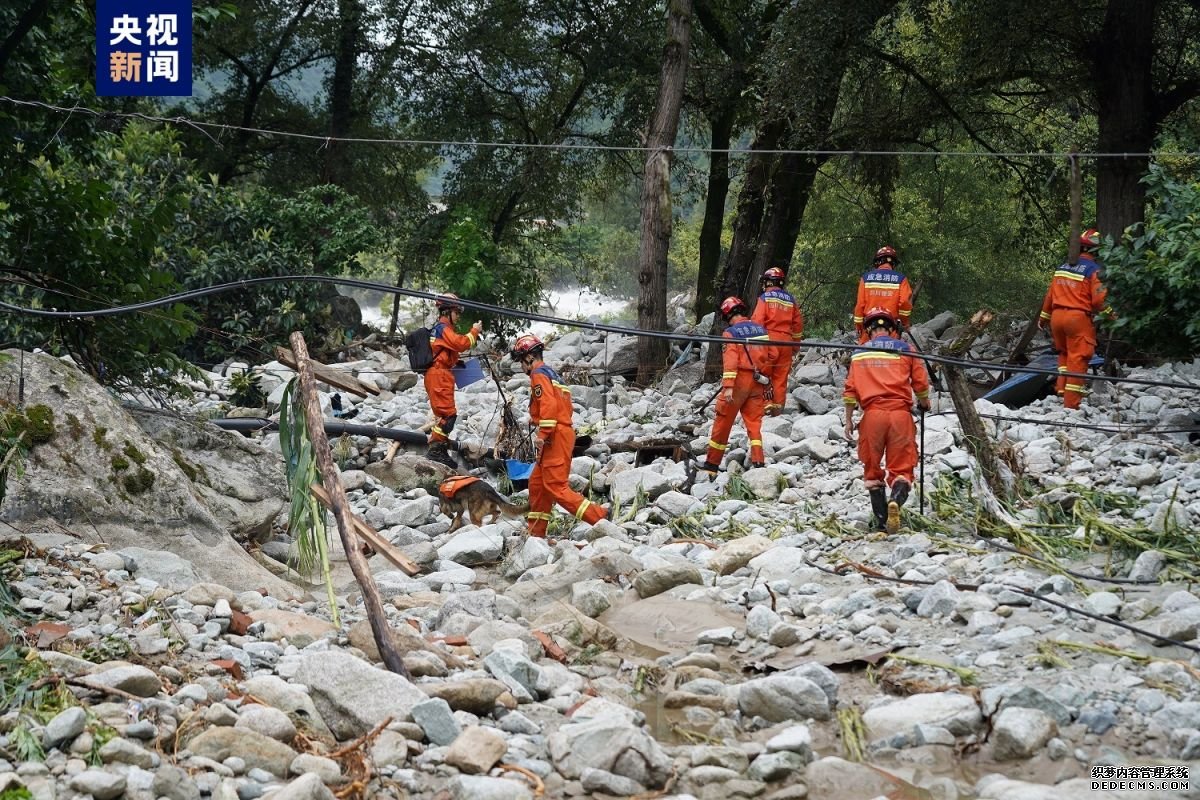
[453,357,486,388]
[505,459,535,481]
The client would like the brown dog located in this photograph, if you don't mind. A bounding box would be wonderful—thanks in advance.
[438,476,529,532]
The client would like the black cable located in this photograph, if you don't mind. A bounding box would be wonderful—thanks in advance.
[3,273,1198,393]
[924,409,1200,437]
[804,557,1200,653]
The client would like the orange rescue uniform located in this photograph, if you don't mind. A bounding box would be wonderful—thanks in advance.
[843,335,930,487]
[1039,254,1108,409]
[854,266,913,343]
[707,318,773,467]
[751,288,804,413]
[526,362,605,538]
[424,319,478,442]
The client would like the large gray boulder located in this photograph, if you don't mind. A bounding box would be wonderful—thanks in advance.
[0,351,294,595]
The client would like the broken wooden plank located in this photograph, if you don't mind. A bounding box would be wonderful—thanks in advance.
[308,483,422,577]
[290,332,409,678]
[275,346,379,398]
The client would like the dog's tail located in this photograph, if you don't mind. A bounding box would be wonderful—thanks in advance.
[497,499,529,517]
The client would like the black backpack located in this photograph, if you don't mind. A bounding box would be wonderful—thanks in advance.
[405,327,435,372]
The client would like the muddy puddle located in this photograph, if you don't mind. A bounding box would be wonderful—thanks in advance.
[598,592,1095,799]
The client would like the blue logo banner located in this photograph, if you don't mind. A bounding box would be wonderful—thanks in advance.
[96,0,192,97]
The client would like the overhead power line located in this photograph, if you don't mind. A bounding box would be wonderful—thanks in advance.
[3,273,1200,393]
[4,96,1199,159]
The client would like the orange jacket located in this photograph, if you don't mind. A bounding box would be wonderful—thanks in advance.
[843,335,930,412]
[854,266,913,333]
[752,289,804,344]
[1039,254,1108,321]
[722,318,773,388]
[528,362,574,442]
[430,319,478,369]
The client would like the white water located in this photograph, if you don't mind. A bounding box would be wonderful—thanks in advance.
[354,286,631,338]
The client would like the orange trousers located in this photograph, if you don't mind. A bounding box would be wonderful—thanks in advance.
[423,366,457,442]
[1050,309,1096,410]
[706,373,765,466]
[858,407,917,487]
[527,426,605,538]
[764,348,794,413]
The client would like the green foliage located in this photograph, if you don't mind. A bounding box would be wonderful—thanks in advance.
[0,404,55,509]
[278,379,339,625]
[228,370,267,408]
[436,213,540,335]
[122,467,156,495]
[0,786,34,800]
[1102,165,1200,359]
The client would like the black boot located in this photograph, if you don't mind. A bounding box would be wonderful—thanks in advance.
[699,461,721,474]
[427,441,455,468]
[869,487,888,534]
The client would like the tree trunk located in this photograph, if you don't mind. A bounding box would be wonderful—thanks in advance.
[635,0,693,386]
[0,0,49,81]
[742,153,821,299]
[325,0,363,187]
[1093,0,1157,239]
[701,120,784,381]
[693,106,735,322]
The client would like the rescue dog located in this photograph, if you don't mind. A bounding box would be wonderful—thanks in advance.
[438,476,528,532]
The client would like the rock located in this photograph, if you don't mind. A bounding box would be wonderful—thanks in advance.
[976,778,1113,799]
[43,706,87,748]
[805,757,897,798]
[862,692,982,740]
[1122,463,1160,488]
[153,766,201,800]
[424,679,511,715]
[610,467,671,502]
[411,698,462,746]
[793,365,834,385]
[1129,550,1167,582]
[570,579,616,618]
[289,754,340,783]
[548,718,672,789]
[437,527,505,566]
[581,767,646,795]
[764,725,812,762]
[445,726,508,775]
[916,580,960,618]
[264,773,336,800]
[98,737,155,768]
[186,727,297,779]
[748,750,808,782]
[1084,591,1121,617]
[240,675,333,741]
[791,386,831,415]
[236,705,296,743]
[707,535,774,576]
[184,583,237,607]
[742,468,784,500]
[69,769,127,800]
[655,491,701,518]
[738,675,831,722]
[291,651,427,739]
[992,707,1056,761]
[450,775,534,800]
[484,646,543,701]
[88,665,162,697]
[634,564,704,598]
[248,609,336,646]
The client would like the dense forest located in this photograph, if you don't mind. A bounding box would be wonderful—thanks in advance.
[1,0,1199,392]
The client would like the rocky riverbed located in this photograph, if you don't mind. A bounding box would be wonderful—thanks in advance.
[2,315,1200,800]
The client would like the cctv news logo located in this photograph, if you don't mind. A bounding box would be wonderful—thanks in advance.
[1091,764,1189,792]
[96,0,192,96]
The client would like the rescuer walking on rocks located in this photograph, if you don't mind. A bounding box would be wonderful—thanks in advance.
[752,267,804,416]
[854,245,913,344]
[844,308,931,535]
[703,296,774,473]
[425,293,483,466]
[1039,228,1110,410]
[510,333,608,538]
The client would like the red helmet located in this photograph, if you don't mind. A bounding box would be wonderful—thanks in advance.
[436,293,465,313]
[510,333,544,359]
[762,267,786,285]
[719,296,747,318]
[874,245,898,264]
[863,307,898,331]
[1080,228,1101,251]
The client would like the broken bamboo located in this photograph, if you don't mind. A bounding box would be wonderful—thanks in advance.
[289,332,410,678]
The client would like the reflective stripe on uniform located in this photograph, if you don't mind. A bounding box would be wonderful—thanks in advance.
[707,440,728,451]
[526,512,553,521]
[1054,270,1085,282]
[851,351,902,362]
[539,419,558,428]
[749,439,762,446]
[575,500,593,519]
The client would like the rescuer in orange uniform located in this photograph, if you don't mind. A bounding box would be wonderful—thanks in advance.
[751,267,804,416]
[510,333,608,538]
[854,245,914,343]
[843,308,931,535]
[1038,228,1109,410]
[425,293,483,466]
[702,296,774,473]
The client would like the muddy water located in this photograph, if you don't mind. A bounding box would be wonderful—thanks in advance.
[598,592,1097,799]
